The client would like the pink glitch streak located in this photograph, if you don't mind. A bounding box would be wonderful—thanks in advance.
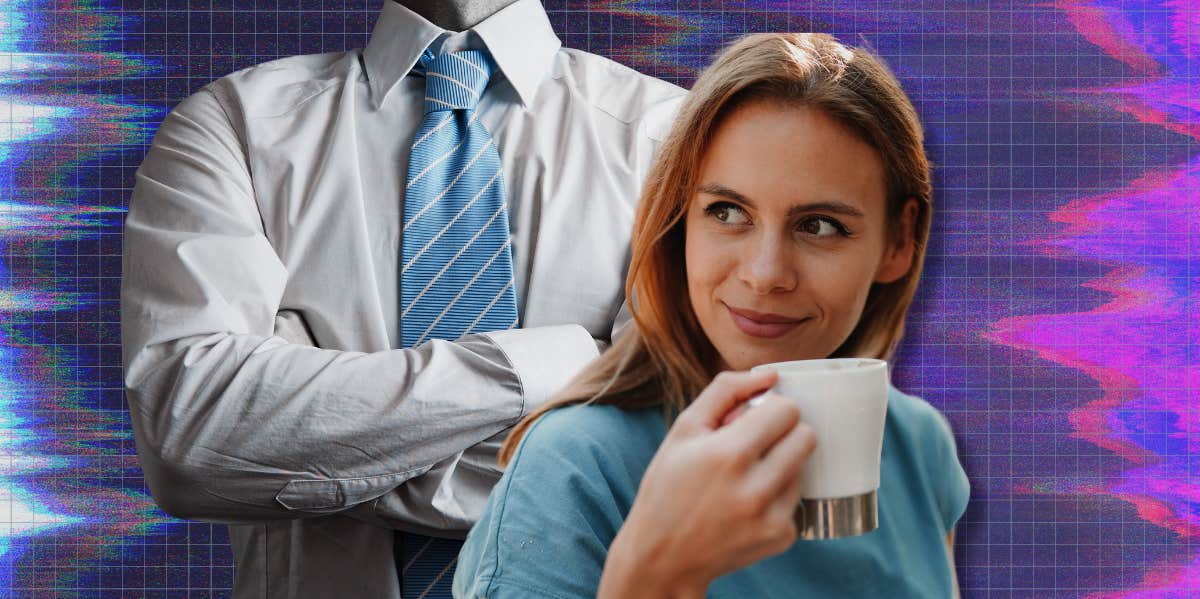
[986,270,1158,465]
[1052,0,1162,77]
[1066,80,1200,143]
[1165,0,1200,61]
[1054,1,1199,143]
[1086,550,1200,599]
[1109,93,1200,143]
[989,151,1200,592]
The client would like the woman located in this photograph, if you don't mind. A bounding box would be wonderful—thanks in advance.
[453,32,969,598]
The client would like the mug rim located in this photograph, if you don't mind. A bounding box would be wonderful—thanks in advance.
[750,358,887,375]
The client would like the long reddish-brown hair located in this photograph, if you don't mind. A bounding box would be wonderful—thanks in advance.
[499,32,933,467]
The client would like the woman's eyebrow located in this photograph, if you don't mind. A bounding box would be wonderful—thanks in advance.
[697,183,866,218]
[698,182,754,204]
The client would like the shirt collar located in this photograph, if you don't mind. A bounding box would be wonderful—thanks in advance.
[362,0,561,110]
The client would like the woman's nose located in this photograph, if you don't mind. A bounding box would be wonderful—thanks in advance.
[737,234,798,295]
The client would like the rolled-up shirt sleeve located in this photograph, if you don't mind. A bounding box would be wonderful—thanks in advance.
[121,86,598,525]
[366,326,602,535]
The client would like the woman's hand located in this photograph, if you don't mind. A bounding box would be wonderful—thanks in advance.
[598,369,817,599]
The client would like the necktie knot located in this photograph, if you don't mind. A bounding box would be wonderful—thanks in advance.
[421,49,494,114]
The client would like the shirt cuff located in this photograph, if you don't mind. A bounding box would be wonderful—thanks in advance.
[484,324,600,415]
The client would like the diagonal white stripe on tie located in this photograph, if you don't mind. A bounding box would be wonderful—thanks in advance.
[428,71,479,96]
[406,135,467,188]
[449,52,488,77]
[403,145,497,233]
[401,201,507,318]
[416,555,458,599]
[401,168,502,272]
[412,241,513,346]
[456,278,517,344]
[411,112,454,149]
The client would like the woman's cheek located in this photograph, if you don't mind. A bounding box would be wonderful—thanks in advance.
[816,258,874,334]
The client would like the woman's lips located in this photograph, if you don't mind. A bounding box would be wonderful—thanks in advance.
[725,304,808,339]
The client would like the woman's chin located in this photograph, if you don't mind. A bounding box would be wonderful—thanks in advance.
[717,346,829,371]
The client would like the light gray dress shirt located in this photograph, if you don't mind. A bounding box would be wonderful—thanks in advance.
[119,0,684,596]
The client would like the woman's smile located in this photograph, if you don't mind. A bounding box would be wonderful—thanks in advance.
[724,303,810,338]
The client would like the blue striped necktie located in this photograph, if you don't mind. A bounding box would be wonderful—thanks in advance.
[398,48,517,597]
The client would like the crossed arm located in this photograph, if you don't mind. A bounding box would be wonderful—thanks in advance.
[122,86,611,531]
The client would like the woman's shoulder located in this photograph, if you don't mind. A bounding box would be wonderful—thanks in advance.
[513,403,667,469]
[530,402,668,436]
[883,385,966,493]
[886,385,956,442]
[454,405,662,598]
[884,385,971,531]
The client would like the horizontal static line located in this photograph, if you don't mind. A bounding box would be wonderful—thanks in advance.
[39,5,1198,11]
[4,381,1200,391]
[39,27,1198,35]
[105,37,1186,46]
[43,51,1185,67]
[13,188,1200,194]
[25,78,1192,98]
[9,324,1200,334]
[18,394,1180,402]
[3,139,1192,145]
[58,7,1196,11]
[0,521,1179,529]
[1,590,1183,595]
[6,245,1200,253]
[0,412,1170,424]
[27,64,1187,78]
[29,256,1200,263]
[11,405,1188,417]
[3,87,1172,99]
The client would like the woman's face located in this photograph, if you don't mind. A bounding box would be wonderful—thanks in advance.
[685,100,916,371]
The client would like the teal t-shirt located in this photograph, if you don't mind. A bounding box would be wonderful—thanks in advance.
[453,386,970,598]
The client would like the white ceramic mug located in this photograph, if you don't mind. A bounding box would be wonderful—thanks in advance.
[750,358,889,539]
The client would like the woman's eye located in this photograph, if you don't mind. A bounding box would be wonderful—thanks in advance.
[706,202,750,225]
[798,216,849,238]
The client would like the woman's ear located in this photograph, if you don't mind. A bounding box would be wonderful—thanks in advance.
[874,198,919,284]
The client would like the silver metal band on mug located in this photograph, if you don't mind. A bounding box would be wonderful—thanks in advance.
[795,490,878,540]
